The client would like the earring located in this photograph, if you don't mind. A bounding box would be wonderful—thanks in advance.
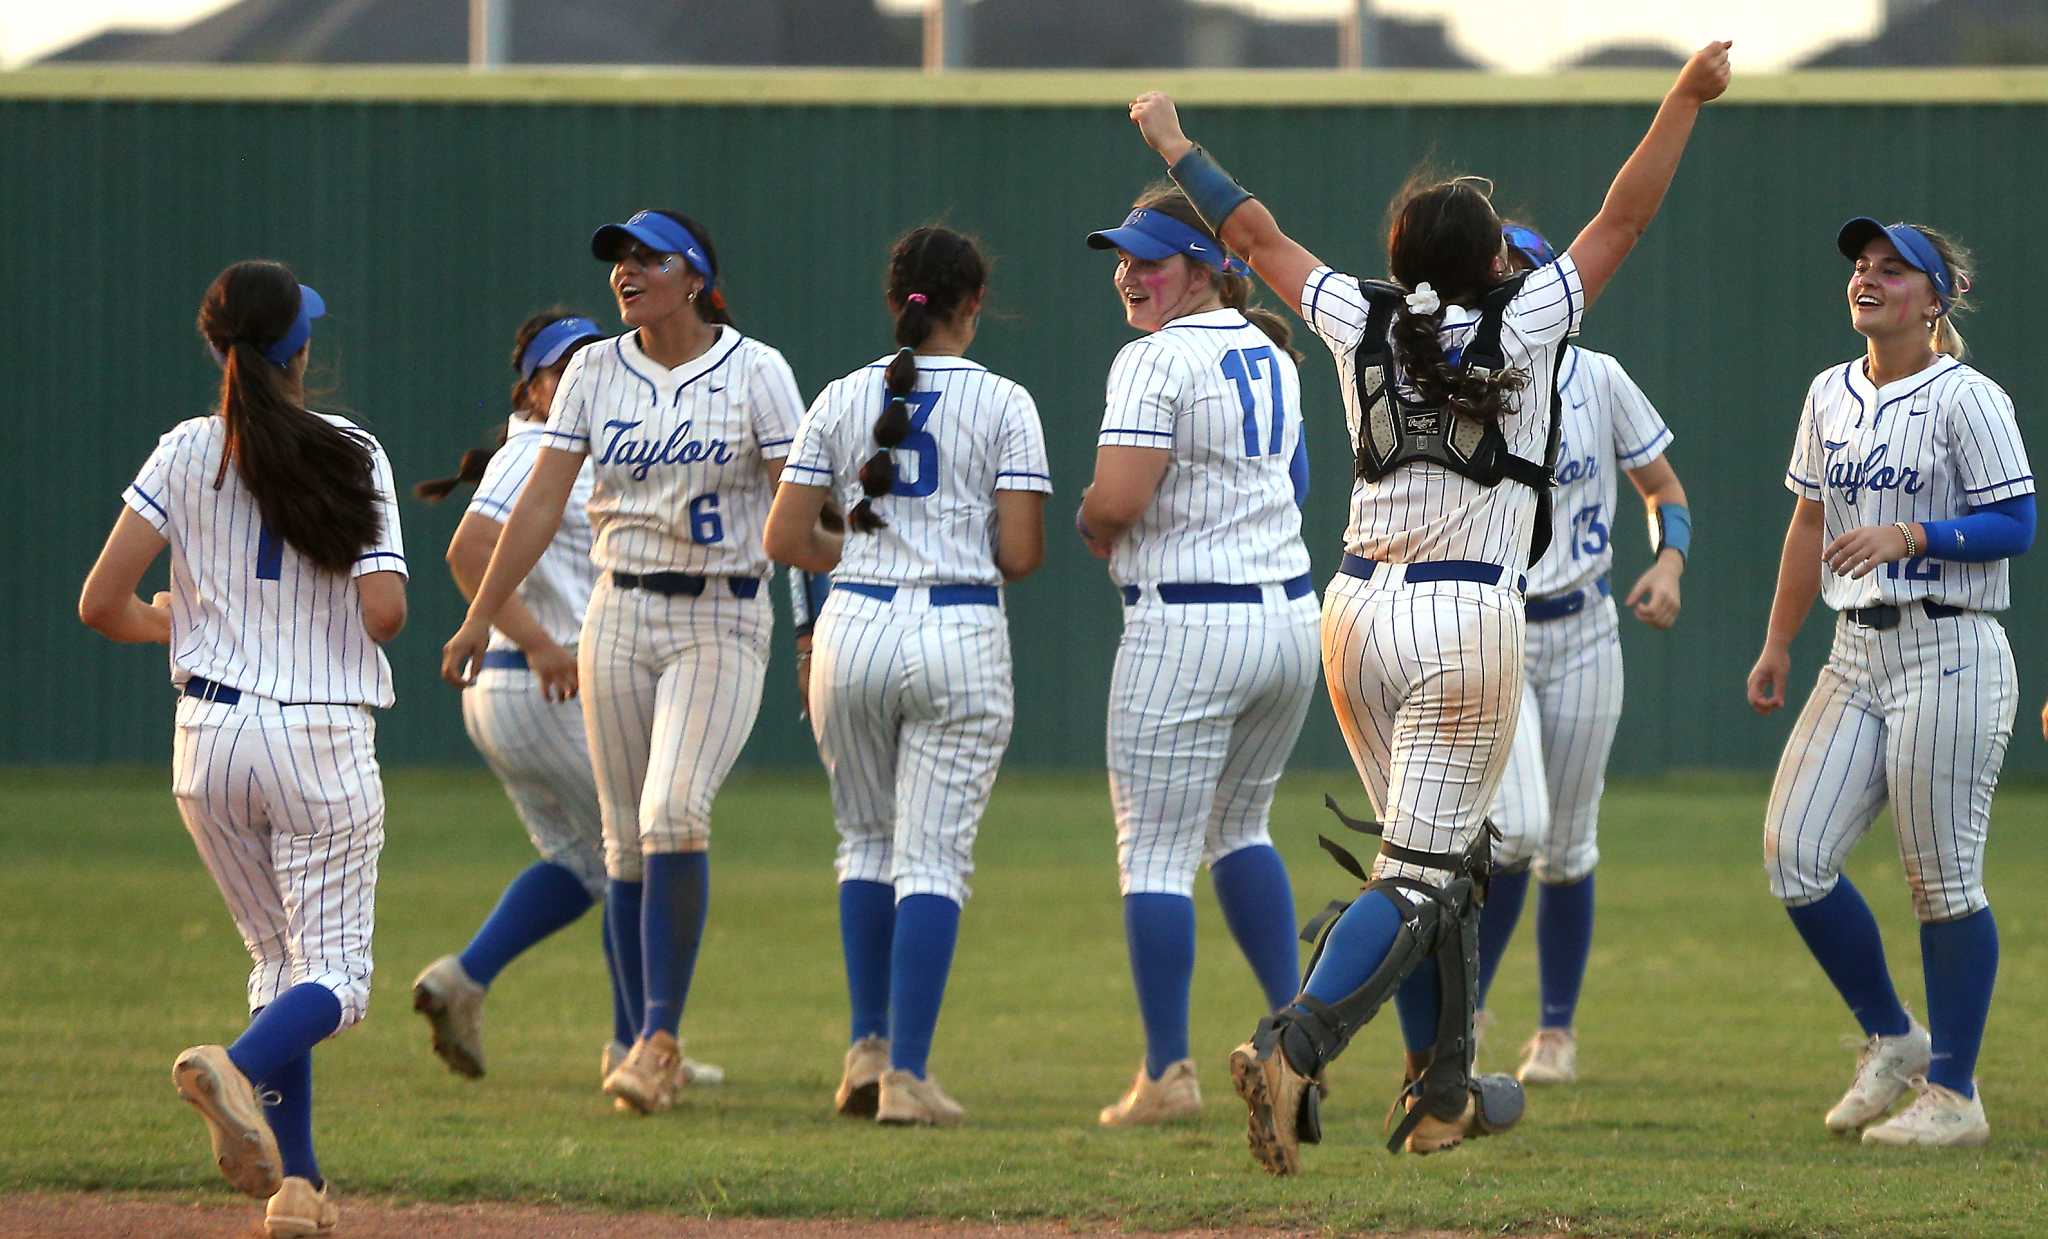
[688,290,699,303]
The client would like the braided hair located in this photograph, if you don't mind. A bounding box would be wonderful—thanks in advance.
[847,226,989,534]
[1382,174,1529,432]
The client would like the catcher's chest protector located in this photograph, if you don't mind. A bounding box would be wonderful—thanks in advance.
[1351,275,1561,565]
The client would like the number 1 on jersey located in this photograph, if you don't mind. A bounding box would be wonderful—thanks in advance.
[1221,346,1285,458]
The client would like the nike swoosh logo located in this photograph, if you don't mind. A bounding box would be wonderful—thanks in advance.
[709,385,726,394]
[1942,666,1968,677]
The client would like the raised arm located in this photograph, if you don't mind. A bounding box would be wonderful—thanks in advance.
[1128,92,1324,315]
[1568,41,1732,309]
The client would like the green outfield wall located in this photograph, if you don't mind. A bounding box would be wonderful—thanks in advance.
[4,68,2042,774]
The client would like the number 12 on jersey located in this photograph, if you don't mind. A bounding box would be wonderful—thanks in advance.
[1220,346,1286,458]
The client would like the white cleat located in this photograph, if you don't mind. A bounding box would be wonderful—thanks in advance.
[1098,1058,1201,1127]
[411,955,487,1079]
[1861,1077,1989,1148]
[1516,1028,1577,1085]
[1825,1019,1931,1133]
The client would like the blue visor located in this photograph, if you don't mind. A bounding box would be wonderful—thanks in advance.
[1837,217,1955,312]
[591,210,716,292]
[518,315,603,379]
[1502,224,1557,268]
[260,284,324,367]
[1086,209,1247,276]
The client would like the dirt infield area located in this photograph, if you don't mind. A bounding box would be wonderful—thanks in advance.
[0,1194,1479,1239]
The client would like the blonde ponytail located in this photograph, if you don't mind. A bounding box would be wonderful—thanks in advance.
[1911,223,1974,361]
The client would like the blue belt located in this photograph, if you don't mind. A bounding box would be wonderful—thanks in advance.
[1120,573,1315,606]
[180,676,351,708]
[481,649,529,670]
[838,583,1000,607]
[1525,574,1611,622]
[612,571,761,599]
[1846,600,1966,630]
[1340,553,1525,591]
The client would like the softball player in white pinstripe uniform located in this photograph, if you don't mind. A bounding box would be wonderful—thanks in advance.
[1127,43,1729,1172]
[81,261,405,1236]
[1748,219,2033,1147]
[1076,188,1317,1129]
[766,226,1049,1126]
[444,210,803,1115]
[1475,224,1693,1087]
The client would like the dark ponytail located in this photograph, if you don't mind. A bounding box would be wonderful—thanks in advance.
[1381,173,1528,434]
[198,261,380,574]
[415,307,591,502]
[847,348,922,534]
[1130,185,1298,358]
[650,209,736,328]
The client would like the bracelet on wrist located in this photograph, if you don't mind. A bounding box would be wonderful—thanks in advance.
[1894,521,1919,558]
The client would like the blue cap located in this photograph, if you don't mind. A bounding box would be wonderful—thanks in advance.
[1502,224,1557,268]
[1086,209,1248,276]
[1837,218,1956,312]
[591,210,716,292]
[518,315,603,380]
[210,283,324,369]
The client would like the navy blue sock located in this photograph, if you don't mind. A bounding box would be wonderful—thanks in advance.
[260,1051,320,1189]
[227,983,341,1085]
[1124,893,1196,1078]
[1210,845,1301,1011]
[888,894,961,1078]
[456,861,595,987]
[1785,876,1910,1038]
[1393,955,1442,1054]
[1301,890,1402,1008]
[640,852,709,1038]
[604,879,645,1041]
[601,919,634,1048]
[1921,907,1998,1098]
[1476,867,1531,1009]
[1535,874,1595,1029]
[839,880,895,1042]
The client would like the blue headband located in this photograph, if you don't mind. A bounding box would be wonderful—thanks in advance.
[518,316,603,380]
[1085,209,1248,276]
[1502,224,1557,268]
[591,211,716,293]
[208,283,325,369]
[1837,217,1956,313]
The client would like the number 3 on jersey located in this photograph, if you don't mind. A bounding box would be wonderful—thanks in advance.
[1220,346,1286,458]
[892,391,942,498]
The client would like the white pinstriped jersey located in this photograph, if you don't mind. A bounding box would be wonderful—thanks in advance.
[1785,355,2034,612]
[468,415,598,652]
[124,412,407,707]
[1302,256,1584,569]
[540,327,802,578]
[1096,309,1310,587]
[1525,346,1674,597]
[784,354,1053,587]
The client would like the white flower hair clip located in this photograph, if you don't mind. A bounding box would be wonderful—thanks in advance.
[1404,282,1442,315]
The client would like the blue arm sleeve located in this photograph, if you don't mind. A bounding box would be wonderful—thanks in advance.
[1920,493,2036,562]
[1289,438,1310,509]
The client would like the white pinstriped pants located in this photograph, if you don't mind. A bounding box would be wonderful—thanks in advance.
[461,663,607,899]
[578,576,770,880]
[1321,573,1525,887]
[1490,596,1624,883]
[810,590,1014,905]
[1764,609,2016,922]
[1108,592,1320,897]
[171,696,383,1031]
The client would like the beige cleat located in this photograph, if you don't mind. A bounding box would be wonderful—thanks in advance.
[1099,1058,1201,1127]
[1229,1038,1311,1176]
[1403,1092,1480,1155]
[172,1045,282,1199]
[835,1035,890,1118]
[264,1175,338,1237]
[411,955,487,1079]
[604,1031,682,1115]
[1861,1078,1990,1148]
[1826,1019,1931,1133]
[1516,1028,1578,1085]
[876,1068,966,1126]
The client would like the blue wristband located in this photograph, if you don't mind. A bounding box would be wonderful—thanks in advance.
[1167,144,1254,236]
[1651,503,1691,560]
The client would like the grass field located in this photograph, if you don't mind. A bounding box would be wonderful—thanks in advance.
[1,767,2043,1236]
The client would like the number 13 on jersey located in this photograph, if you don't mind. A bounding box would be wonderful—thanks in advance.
[1220,346,1287,458]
